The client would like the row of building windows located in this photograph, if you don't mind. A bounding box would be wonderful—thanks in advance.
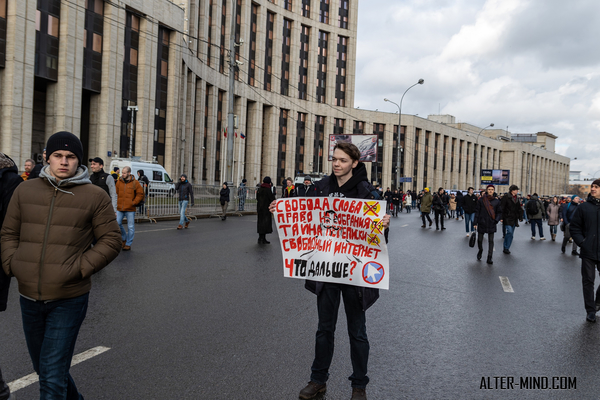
[273,116,516,189]
[265,0,349,28]
[197,1,349,106]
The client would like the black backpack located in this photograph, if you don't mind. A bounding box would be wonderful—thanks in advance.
[526,200,539,215]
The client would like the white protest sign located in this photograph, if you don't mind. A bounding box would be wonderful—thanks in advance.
[274,197,389,290]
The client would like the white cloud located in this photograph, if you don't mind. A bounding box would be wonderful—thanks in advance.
[355,0,600,176]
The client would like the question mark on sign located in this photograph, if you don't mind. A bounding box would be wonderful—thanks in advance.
[349,261,357,280]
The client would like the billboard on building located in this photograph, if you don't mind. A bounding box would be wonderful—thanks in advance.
[481,169,510,185]
[328,134,378,162]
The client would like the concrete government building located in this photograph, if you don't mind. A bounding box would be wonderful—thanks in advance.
[0,0,569,194]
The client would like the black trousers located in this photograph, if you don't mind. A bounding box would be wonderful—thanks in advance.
[434,210,445,229]
[581,258,600,314]
[0,366,9,400]
[421,212,432,225]
[478,232,495,257]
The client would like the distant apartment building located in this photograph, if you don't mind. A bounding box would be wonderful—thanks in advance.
[0,0,569,194]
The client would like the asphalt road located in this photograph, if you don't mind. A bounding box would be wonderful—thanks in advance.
[1,210,599,399]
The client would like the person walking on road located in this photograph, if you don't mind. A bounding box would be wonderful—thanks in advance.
[271,142,390,400]
[238,178,247,210]
[257,177,276,244]
[219,182,230,220]
[527,193,546,240]
[561,195,580,255]
[432,187,446,230]
[115,166,145,250]
[455,190,464,220]
[1,132,122,400]
[569,180,600,323]
[391,190,400,217]
[474,185,502,264]
[420,188,433,228]
[449,193,457,219]
[500,185,522,254]
[463,187,478,237]
[0,152,23,400]
[547,196,561,241]
[89,157,117,213]
[404,191,412,213]
[175,174,194,229]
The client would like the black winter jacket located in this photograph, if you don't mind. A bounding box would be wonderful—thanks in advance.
[219,187,230,205]
[175,180,194,203]
[295,183,317,197]
[562,202,578,224]
[500,193,522,226]
[463,193,478,214]
[306,162,381,311]
[0,157,23,311]
[570,197,600,262]
[257,185,276,234]
[474,196,502,234]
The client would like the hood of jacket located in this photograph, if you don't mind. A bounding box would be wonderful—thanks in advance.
[40,165,91,195]
[0,153,19,179]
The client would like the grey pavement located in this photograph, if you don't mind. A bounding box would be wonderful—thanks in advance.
[1,211,599,399]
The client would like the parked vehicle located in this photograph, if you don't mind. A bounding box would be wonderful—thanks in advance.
[109,159,175,196]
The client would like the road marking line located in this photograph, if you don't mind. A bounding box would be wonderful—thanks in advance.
[8,346,110,392]
[401,224,408,227]
[499,276,514,293]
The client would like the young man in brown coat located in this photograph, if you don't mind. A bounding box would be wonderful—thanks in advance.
[1,131,122,399]
[115,166,145,250]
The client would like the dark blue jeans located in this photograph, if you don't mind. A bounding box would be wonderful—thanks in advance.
[530,219,544,238]
[311,283,369,388]
[503,225,515,250]
[20,293,89,400]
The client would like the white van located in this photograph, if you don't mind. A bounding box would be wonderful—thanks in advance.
[109,159,175,196]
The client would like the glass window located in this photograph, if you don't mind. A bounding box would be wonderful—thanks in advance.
[161,60,168,77]
[162,30,169,46]
[36,10,41,31]
[94,0,103,15]
[93,33,102,53]
[131,15,140,32]
[164,173,172,183]
[0,0,6,19]
[83,30,87,48]
[48,15,59,37]
[153,171,162,181]
[130,48,138,66]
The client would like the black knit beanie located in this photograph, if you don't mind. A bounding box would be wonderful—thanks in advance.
[46,131,84,166]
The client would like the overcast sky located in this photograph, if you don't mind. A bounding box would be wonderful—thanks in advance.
[355,0,599,178]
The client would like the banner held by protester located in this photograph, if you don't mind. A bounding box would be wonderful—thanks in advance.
[274,197,389,290]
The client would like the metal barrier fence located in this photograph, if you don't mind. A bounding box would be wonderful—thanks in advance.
[135,183,257,223]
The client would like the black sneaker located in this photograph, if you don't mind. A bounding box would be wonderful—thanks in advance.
[587,312,596,323]
[503,249,510,254]
[299,382,326,399]
[572,250,580,256]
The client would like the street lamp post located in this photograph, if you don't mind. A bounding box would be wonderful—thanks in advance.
[474,123,494,188]
[384,78,424,190]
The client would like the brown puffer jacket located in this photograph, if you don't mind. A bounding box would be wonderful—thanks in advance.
[115,175,145,212]
[1,166,122,301]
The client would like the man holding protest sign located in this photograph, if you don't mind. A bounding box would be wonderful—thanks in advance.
[271,142,390,400]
